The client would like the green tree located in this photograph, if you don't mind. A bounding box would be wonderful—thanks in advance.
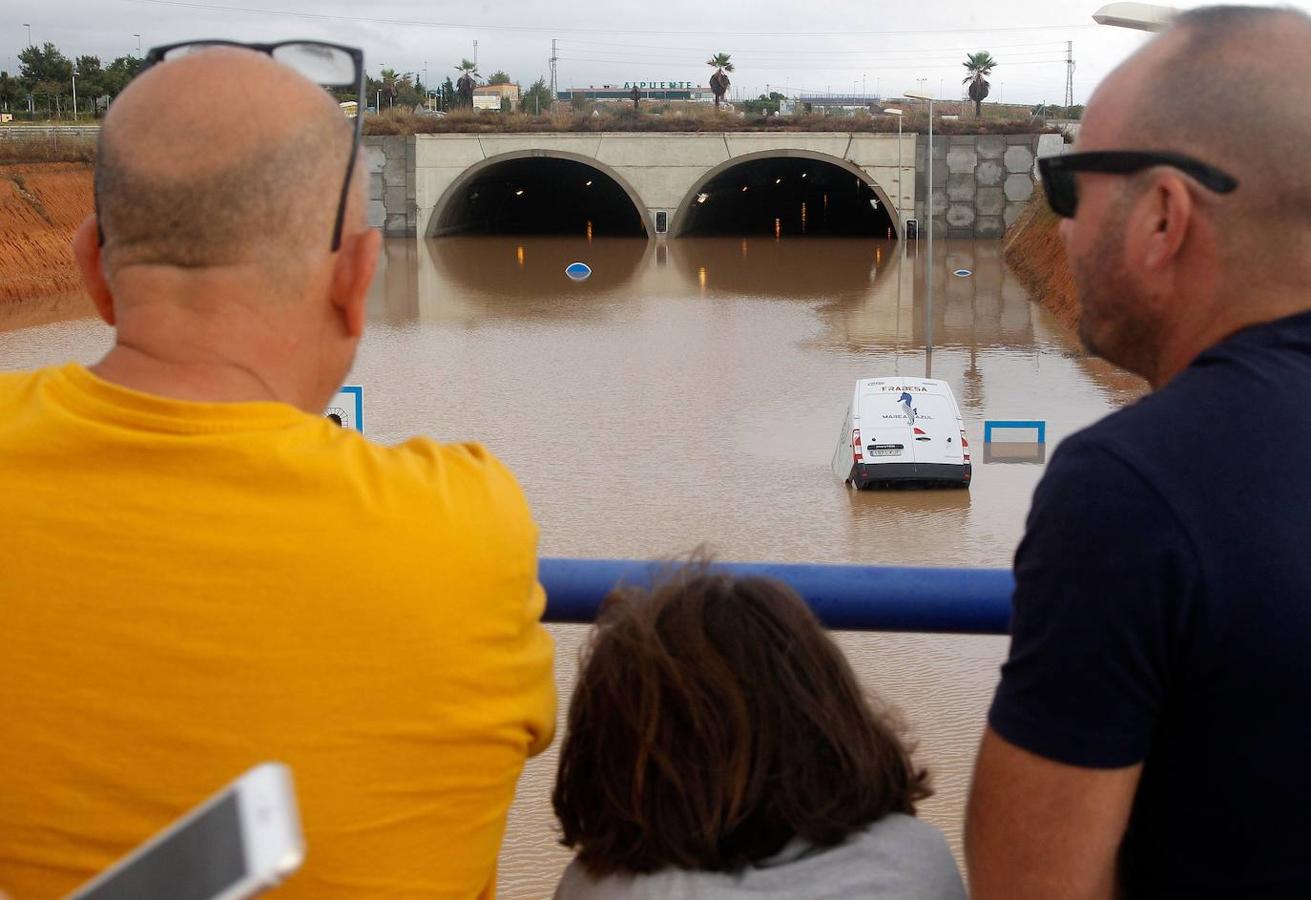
[0,71,24,112]
[742,90,784,115]
[73,55,106,117]
[454,59,478,107]
[487,70,511,85]
[963,51,997,117]
[379,68,412,108]
[103,55,144,96]
[519,77,552,114]
[19,42,72,86]
[706,52,733,110]
[441,76,456,110]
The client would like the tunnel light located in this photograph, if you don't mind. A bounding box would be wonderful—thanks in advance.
[870,198,879,210]
[801,172,808,178]
[515,189,525,196]
[775,177,782,184]
[696,192,709,204]
[741,186,749,192]
[585,180,593,186]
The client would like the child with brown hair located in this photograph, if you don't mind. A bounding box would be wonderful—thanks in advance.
[552,568,964,899]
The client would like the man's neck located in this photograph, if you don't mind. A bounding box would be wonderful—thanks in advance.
[90,284,321,410]
[90,341,294,407]
[1152,288,1311,389]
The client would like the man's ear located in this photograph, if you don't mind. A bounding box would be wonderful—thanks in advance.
[1138,173,1193,271]
[72,216,116,326]
[330,228,381,339]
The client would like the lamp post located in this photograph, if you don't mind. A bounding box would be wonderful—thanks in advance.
[884,106,908,358]
[905,90,935,364]
[134,34,141,56]
[71,63,77,119]
[23,24,31,46]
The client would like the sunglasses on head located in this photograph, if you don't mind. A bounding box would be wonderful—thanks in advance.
[96,39,366,252]
[1038,150,1239,218]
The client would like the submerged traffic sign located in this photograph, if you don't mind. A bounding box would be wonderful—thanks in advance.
[326,385,363,433]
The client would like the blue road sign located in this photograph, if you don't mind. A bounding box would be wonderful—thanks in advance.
[565,262,592,281]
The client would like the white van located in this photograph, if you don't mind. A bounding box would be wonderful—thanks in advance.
[831,377,972,489]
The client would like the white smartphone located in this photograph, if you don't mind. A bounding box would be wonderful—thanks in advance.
[66,762,305,900]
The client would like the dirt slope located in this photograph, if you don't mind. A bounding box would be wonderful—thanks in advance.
[0,162,94,304]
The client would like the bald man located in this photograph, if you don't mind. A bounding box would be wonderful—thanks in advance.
[965,7,1311,898]
[0,47,554,898]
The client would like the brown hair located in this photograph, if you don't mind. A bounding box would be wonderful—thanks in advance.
[552,568,931,876]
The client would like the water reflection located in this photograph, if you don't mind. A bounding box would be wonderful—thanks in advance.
[671,236,890,300]
[419,234,645,312]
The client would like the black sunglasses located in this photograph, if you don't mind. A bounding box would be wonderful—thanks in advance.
[96,39,366,252]
[1038,150,1239,219]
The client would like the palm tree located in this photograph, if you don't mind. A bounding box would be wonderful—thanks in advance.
[962,51,997,118]
[706,52,733,110]
[455,58,479,107]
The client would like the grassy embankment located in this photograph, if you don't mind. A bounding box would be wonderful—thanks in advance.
[364,105,1063,136]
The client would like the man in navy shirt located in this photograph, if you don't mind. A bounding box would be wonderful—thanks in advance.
[966,7,1311,898]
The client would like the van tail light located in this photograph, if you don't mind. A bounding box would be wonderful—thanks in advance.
[852,428,863,463]
[961,430,971,463]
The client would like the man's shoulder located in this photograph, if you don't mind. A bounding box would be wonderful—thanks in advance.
[336,433,533,532]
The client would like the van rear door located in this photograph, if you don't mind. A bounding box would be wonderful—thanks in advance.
[857,389,916,464]
[906,392,966,466]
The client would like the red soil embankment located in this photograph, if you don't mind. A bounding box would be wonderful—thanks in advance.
[1003,194,1149,401]
[1002,194,1079,330]
[0,162,94,304]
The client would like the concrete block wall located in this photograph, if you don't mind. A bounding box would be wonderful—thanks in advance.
[914,132,1066,239]
[362,135,416,236]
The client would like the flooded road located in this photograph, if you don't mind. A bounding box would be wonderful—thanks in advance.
[0,235,1143,895]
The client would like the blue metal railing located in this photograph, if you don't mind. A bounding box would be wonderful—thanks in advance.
[539,558,1013,635]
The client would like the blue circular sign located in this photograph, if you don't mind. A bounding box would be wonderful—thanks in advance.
[953,268,973,278]
[565,262,592,281]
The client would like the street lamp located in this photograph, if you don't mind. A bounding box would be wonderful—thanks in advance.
[134,34,141,56]
[1092,2,1177,31]
[22,24,31,47]
[906,90,935,359]
[71,63,78,119]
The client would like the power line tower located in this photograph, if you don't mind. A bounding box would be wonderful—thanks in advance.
[1064,40,1075,107]
[550,39,558,106]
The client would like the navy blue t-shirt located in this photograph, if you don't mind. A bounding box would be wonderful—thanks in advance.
[990,309,1311,898]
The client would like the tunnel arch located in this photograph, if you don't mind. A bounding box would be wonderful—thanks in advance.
[670,150,901,239]
[427,151,650,239]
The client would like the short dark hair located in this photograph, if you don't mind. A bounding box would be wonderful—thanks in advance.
[552,568,931,876]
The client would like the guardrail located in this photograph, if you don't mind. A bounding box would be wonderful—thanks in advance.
[539,557,1013,634]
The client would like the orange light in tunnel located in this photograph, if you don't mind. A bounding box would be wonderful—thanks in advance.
[774,218,781,240]
[741,239,748,258]
[698,266,707,290]
[586,220,593,241]
[801,202,807,234]
[516,245,525,268]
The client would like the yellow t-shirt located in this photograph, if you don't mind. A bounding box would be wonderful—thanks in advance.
[0,364,556,899]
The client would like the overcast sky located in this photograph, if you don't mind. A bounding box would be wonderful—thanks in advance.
[5,0,1307,105]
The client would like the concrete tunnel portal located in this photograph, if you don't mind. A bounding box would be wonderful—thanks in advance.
[675,156,897,239]
[433,155,648,238]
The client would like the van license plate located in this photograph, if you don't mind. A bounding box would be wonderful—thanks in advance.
[871,448,901,456]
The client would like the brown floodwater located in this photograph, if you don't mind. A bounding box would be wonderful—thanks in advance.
[0,236,1143,896]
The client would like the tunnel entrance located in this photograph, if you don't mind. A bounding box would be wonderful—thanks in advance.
[434,156,647,238]
[678,157,895,239]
